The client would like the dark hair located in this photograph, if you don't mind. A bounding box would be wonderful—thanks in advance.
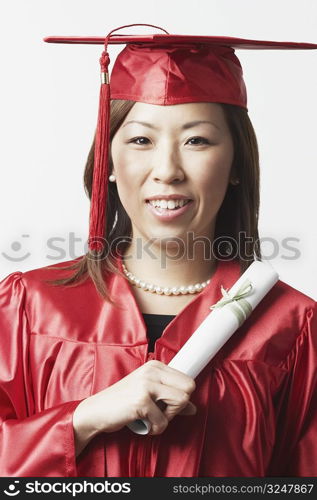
[46,100,261,302]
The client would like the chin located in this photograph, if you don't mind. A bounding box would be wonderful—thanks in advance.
[143,227,192,248]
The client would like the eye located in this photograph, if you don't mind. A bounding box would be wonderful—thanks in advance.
[186,136,211,146]
[128,136,151,145]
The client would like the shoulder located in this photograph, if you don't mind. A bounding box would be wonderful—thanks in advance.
[0,256,95,306]
[21,256,83,283]
[1,257,83,283]
[246,277,316,365]
[0,257,111,336]
[225,259,316,334]
[0,270,26,306]
[219,270,316,366]
[269,280,317,370]
[267,278,316,325]
[260,276,316,339]
[21,256,84,283]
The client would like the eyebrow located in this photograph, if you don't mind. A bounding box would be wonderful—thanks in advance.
[122,120,220,130]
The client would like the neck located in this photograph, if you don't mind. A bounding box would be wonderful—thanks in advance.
[122,235,217,288]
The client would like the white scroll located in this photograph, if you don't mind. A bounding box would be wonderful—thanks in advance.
[127,259,279,435]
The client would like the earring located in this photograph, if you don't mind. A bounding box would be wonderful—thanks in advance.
[109,174,116,182]
[230,178,240,185]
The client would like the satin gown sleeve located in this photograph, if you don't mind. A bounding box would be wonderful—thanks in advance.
[0,272,81,477]
[268,302,317,476]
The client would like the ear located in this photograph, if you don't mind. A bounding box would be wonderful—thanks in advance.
[228,165,236,183]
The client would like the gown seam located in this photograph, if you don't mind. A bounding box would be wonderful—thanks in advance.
[27,332,310,371]
[217,358,289,372]
[18,274,36,416]
[276,306,314,371]
[19,274,32,337]
[28,332,149,347]
[90,344,97,396]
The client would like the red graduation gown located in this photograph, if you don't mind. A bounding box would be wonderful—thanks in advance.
[0,256,316,477]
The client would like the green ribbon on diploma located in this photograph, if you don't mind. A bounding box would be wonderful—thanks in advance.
[210,279,253,326]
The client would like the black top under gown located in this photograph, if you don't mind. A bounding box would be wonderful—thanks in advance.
[142,313,176,352]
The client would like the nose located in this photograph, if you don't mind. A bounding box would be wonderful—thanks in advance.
[151,144,185,184]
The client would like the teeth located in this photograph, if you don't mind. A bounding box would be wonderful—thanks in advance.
[160,200,168,209]
[149,199,189,209]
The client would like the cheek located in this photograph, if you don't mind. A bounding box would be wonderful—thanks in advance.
[191,148,233,202]
[111,150,146,217]
[112,144,147,179]
[112,147,139,188]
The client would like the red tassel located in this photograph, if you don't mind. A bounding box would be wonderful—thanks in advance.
[87,26,169,255]
[88,51,110,254]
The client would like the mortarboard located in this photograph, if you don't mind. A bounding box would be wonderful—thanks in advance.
[44,23,317,254]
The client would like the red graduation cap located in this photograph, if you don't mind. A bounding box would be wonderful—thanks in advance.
[44,23,317,254]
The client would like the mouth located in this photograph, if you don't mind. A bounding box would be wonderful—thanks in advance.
[145,198,192,211]
[145,198,194,221]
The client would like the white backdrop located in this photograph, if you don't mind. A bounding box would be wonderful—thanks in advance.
[0,0,316,299]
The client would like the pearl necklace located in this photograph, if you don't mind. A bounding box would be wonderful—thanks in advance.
[122,262,211,296]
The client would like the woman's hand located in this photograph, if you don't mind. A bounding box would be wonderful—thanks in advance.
[73,360,196,456]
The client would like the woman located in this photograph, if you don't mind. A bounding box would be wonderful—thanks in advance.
[0,26,316,477]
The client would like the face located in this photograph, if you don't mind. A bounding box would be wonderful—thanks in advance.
[111,102,234,248]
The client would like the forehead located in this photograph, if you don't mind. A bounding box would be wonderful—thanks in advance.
[121,102,226,126]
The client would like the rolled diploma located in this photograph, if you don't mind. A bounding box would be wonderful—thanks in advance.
[127,260,279,435]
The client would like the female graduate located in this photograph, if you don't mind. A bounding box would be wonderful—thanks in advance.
[0,24,316,477]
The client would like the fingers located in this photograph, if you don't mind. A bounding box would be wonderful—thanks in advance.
[145,399,169,435]
[178,401,197,416]
[133,361,197,434]
[143,360,196,396]
[146,399,197,436]
[155,400,167,413]
[144,381,194,429]
[155,397,197,417]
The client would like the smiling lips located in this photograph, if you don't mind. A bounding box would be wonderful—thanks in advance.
[145,194,194,220]
[145,196,193,221]
[148,199,190,210]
